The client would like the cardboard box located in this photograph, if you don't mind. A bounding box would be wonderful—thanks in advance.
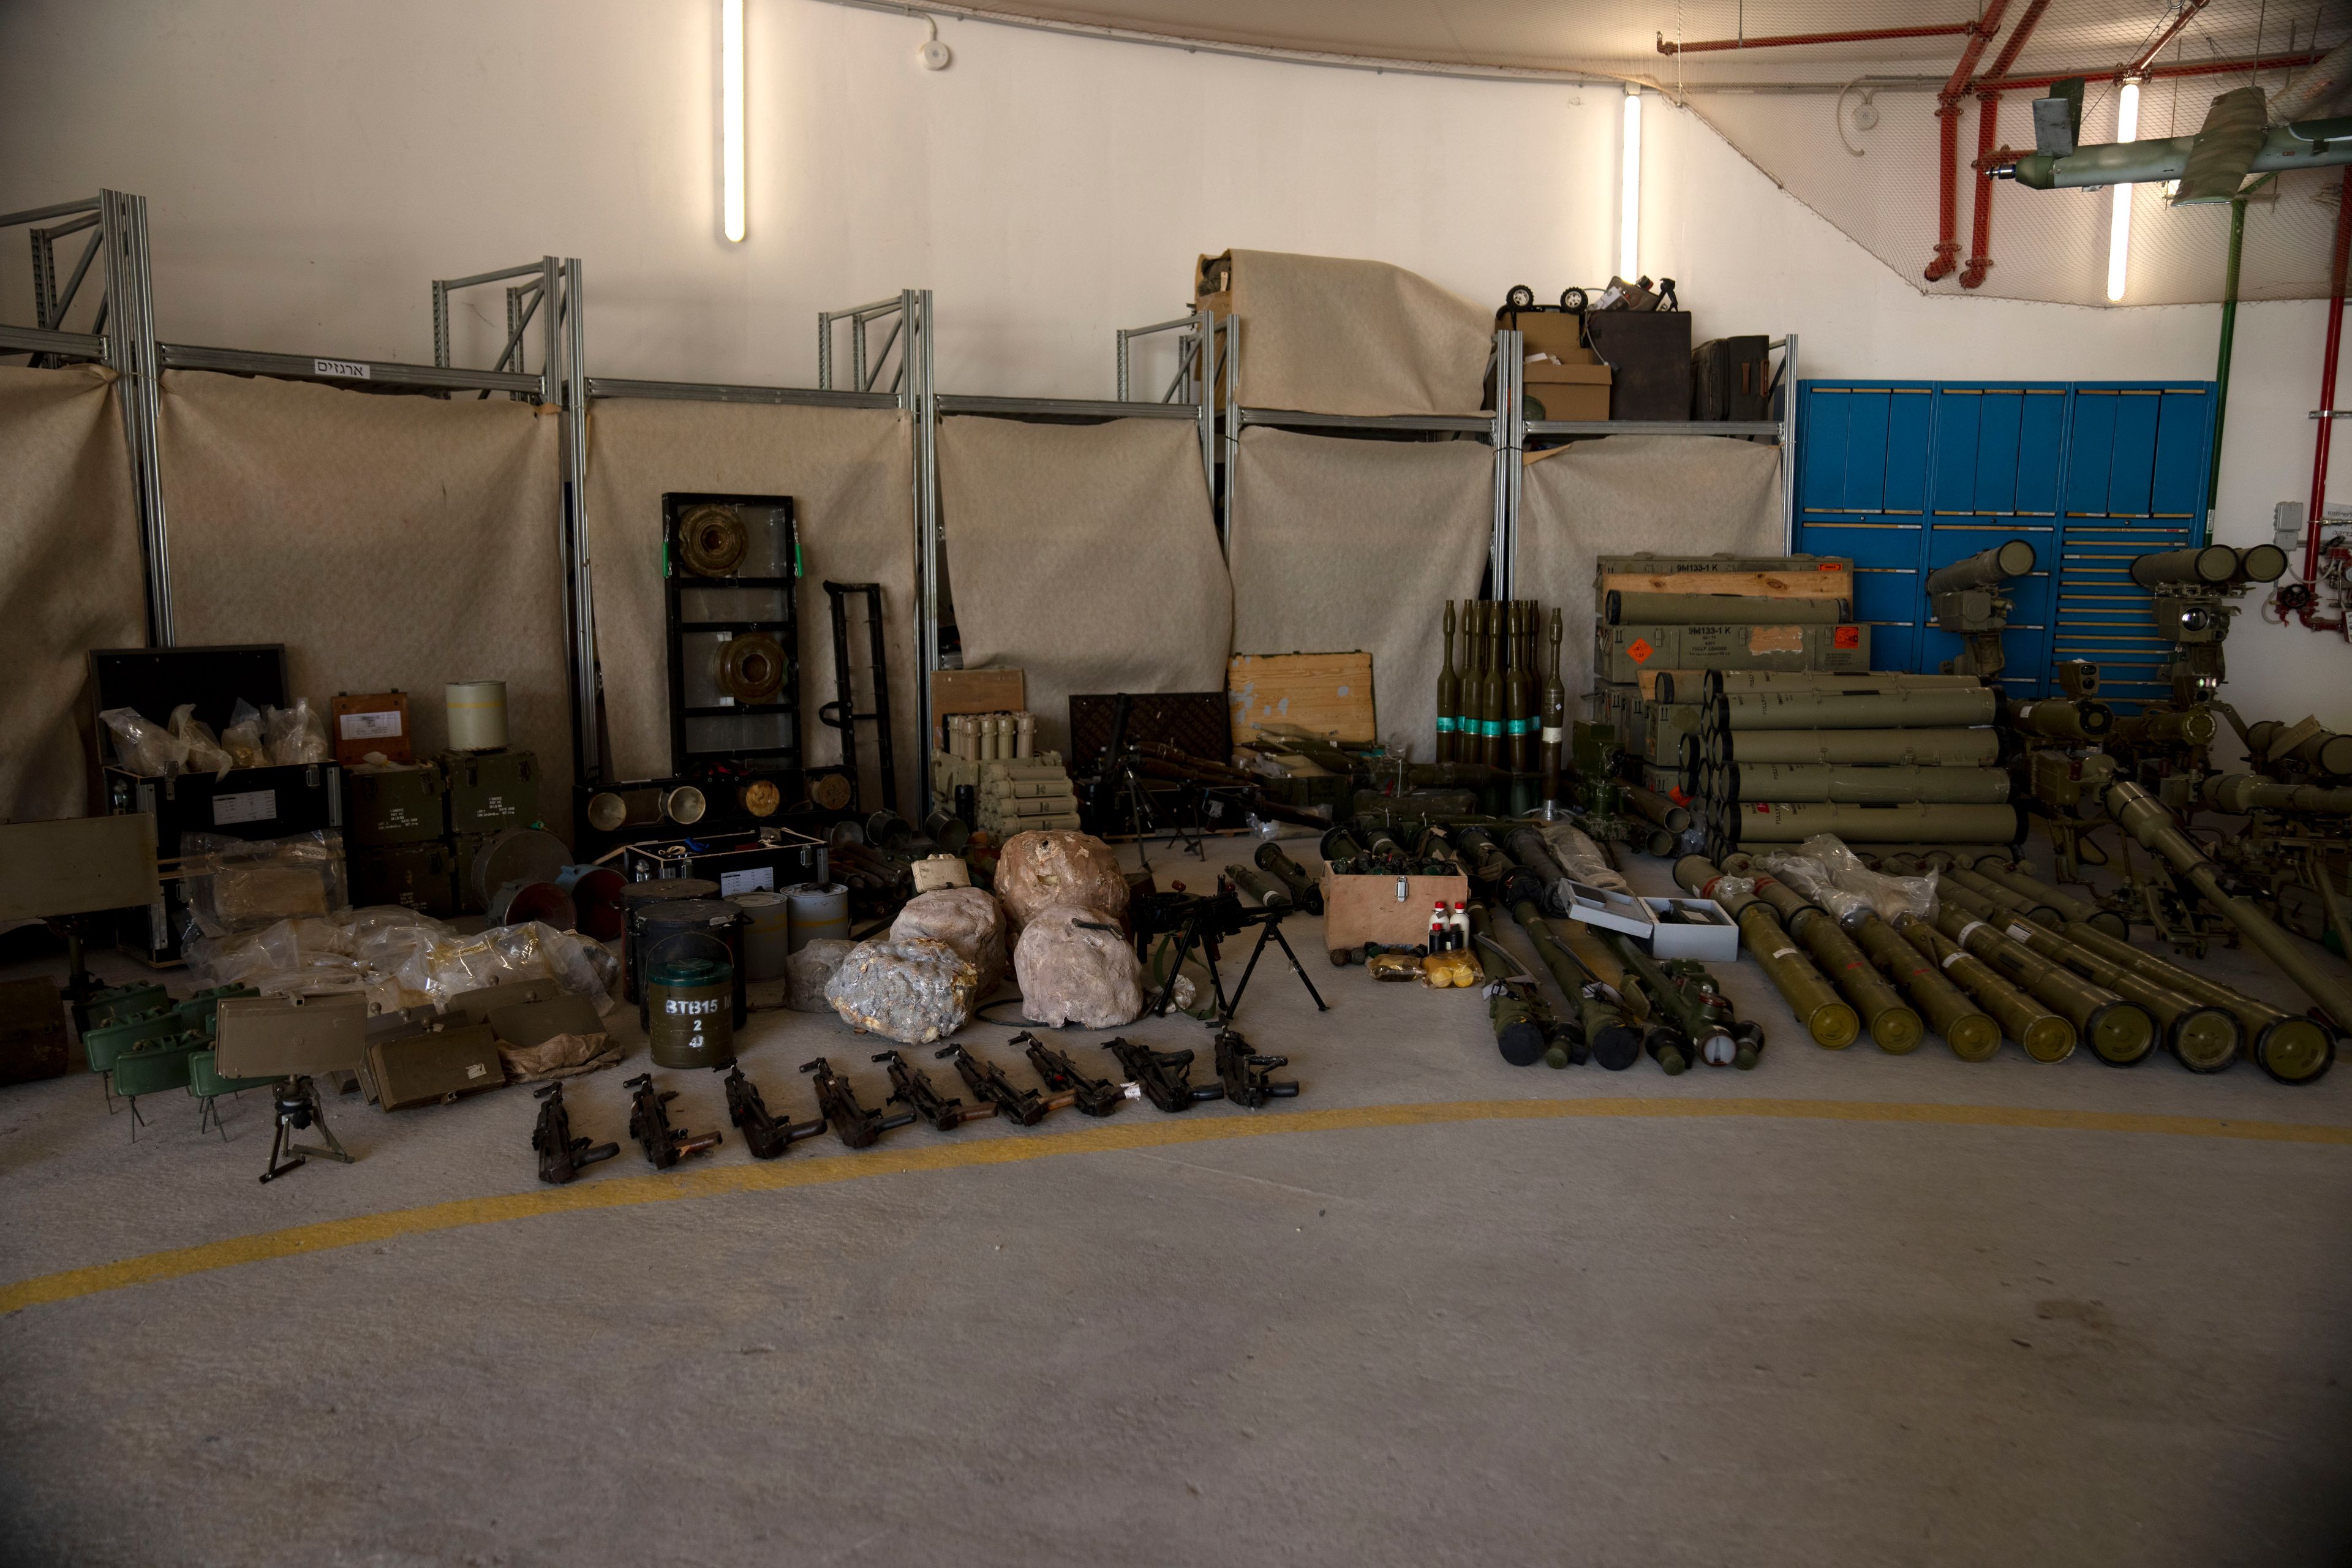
[1319,871,1471,953]
[1525,363,1611,422]
[1502,311,1591,364]
[1642,897,1740,962]
[1594,622,1869,685]
[932,668,1027,743]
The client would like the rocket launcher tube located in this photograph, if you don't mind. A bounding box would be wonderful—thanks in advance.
[1930,906,2154,1066]
[1898,916,2076,1063]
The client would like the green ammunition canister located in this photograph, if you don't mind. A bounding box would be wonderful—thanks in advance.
[1717,728,2002,768]
[2107,780,2351,1080]
[1751,876,1921,1052]
[1851,915,2000,1061]
[1967,861,2127,938]
[1714,687,1999,731]
[1728,802,2024,847]
[2057,918,2334,1083]
[1932,905,2154,1065]
[1725,762,2010,805]
[1254,843,1325,914]
[1899,916,2075,1062]
[1224,863,1291,910]
[1604,590,1850,625]
[646,954,737,1071]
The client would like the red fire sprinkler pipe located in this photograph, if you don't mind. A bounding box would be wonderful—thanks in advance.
[1926,0,2013,283]
[2122,0,2209,78]
[2307,186,2352,582]
[1962,0,2049,288]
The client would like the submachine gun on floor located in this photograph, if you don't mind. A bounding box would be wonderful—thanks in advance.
[1016,1032,1137,1117]
[625,1072,725,1169]
[720,1064,827,1158]
[874,1047,992,1131]
[1100,1036,1224,1112]
[800,1056,921,1149]
[935,1042,1060,1125]
[532,1080,620,1185]
[1213,1028,1299,1107]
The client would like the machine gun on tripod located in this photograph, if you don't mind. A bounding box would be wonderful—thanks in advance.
[1126,881,1330,1024]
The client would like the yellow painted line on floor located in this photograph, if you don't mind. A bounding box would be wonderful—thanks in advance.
[4,1095,2346,1316]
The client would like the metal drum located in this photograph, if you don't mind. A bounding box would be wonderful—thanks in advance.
[444,680,510,752]
[556,864,630,940]
[470,827,570,910]
[630,898,748,1030]
[785,883,850,952]
[643,932,737,1071]
[730,889,791,982]
[616,878,718,1000]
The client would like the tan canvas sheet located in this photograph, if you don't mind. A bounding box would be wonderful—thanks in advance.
[0,366,146,821]
[1229,428,1494,758]
[159,371,573,834]
[585,399,916,809]
[1221,250,1493,418]
[940,417,1229,762]
[1518,435,1785,703]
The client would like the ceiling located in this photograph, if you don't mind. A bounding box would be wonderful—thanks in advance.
[920,0,2342,87]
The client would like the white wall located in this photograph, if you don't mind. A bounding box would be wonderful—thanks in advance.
[3,0,2345,729]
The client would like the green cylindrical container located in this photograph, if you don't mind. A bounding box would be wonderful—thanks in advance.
[1924,539,2037,594]
[2201,774,2352,815]
[1700,669,1984,699]
[1934,905,2154,1065]
[1751,878,1920,1052]
[1716,687,1999,731]
[1225,862,1292,909]
[1721,728,2002,768]
[1942,864,2063,927]
[2111,707,2218,748]
[646,935,737,1071]
[1728,762,2010,805]
[2129,545,2238,587]
[1899,917,2075,1062]
[1937,881,2241,1072]
[2057,918,2334,1082]
[1852,915,2000,1061]
[1969,861,2127,938]
[1605,590,1849,625]
[2008,698,2116,742]
[1730,801,2024,846]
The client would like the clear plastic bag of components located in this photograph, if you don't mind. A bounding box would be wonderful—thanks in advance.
[263,697,331,764]
[1539,820,1629,894]
[181,829,349,939]
[99,707,190,776]
[169,704,235,780]
[1762,837,1936,925]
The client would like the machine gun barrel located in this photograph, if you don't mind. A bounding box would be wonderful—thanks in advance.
[2103,780,2350,1070]
[1924,538,2036,594]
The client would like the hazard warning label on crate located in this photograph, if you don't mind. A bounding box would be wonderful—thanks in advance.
[1834,625,1861,648]
[1626,638,1653,665]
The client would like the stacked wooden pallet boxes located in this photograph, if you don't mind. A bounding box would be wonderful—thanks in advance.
[1591,554,1867,810]
[928,750,1080,839]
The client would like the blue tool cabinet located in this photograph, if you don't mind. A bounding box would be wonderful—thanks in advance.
[1795,379,2214,709]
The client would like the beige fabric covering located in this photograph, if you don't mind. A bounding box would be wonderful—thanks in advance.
[158,371,573,832]
[0,366,146,822]
[1218,250,1494,418]
[584,399,916,810]
[1229,428,1494,760]
[939,416,1230,760]
[1517,435,1785,703]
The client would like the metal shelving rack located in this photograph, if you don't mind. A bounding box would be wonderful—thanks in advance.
[6,193,1802,817]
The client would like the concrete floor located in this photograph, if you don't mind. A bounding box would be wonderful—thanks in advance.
[4,836,2350,1567]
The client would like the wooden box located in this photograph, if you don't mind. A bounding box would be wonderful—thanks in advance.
[1228,652,1376,747]
[1319,870,1471,954]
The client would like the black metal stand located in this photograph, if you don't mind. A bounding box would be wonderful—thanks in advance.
[819,579,896,815]
[260,1076,354,1183]
[1147,905,1329,1025]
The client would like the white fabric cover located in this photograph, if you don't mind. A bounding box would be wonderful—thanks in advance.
[585,399,916,810]
[158,371,573,833]
[1518,436,1785,703]
[940,416,1229,760]
[1229,428,1494,759]
[1219,250,1493,417]
[0,366,146,822]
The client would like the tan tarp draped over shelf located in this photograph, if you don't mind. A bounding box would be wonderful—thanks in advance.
[940,417,1230,761]
[584,399,916,810]
[1229,428,1494,758]
[1517,435,1785,703]
[1215,249,1493,418]
[158,371,575,835]
[0,366,146,822]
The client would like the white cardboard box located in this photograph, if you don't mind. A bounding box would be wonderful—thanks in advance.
[1640,897,1740,962]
